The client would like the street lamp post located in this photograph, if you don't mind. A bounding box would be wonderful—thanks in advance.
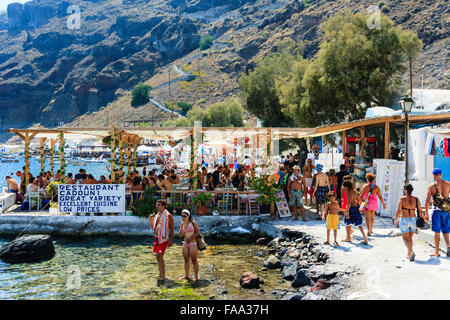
[399,96,414,185]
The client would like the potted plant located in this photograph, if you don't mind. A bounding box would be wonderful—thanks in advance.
[174,201,182,215]
[47,181,61,202]
[166,202,175,214]
[49,202,59,216]
[192,191,212,215]
[250,177,281,215]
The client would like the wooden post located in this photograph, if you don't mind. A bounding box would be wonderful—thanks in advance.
[360,126,365,162]
[15,131,37,188]
[132,136,141,172]
[59,132,65,179]
[342,130,347,155]
[384,122,390,159]
[50,138,57,176]
[40,137,46,174]
[191,126,198,189]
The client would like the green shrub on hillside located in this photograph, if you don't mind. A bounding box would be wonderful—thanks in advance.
[199,35,213,51]
[131,84,152,107]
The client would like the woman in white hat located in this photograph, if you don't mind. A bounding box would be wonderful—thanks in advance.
[178,209,201,281]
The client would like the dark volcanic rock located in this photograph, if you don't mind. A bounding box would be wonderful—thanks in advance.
[292,269,315,288]
[0,235,55,264]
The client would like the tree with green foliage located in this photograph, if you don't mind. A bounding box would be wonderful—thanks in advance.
[199,35,214,51]
[177,102,193,116]
[162,99,244,127]
[257,11,422,127]
[131,84,152,107]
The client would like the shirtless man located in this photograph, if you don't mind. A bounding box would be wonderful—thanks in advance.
[288,166,307,221]
[5,176,19,193]
[425,168,450,257]
[313,164,330,215]
[303,159,315,206]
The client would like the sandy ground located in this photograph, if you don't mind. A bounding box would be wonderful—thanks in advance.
[268,205,450,300]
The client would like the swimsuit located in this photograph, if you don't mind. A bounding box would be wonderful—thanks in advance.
[344,206,363,227]
[316,186,329,205]
[431,209,450,233]
[326,214,339,231]
[182,223,197,249]
[289,189,304,208]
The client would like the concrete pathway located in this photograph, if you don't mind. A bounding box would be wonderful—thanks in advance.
[267,206,450,300]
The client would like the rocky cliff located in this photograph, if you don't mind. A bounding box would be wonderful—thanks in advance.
[0,0,448,141]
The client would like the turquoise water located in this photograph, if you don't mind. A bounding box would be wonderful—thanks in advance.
[0,237,288,300]
[0,158,111,189]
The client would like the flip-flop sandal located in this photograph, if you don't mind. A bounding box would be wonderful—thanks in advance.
[430,253,441,257]
[323,241,330,245]
[409,252,416,262]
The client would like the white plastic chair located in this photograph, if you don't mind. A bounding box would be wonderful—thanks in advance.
[28,192,41,211]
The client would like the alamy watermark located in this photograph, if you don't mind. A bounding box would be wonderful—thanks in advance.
[66,265,81,290]
[366,5,381,30]
[67,5,81,30]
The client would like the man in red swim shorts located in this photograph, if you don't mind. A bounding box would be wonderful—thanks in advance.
[149,199,174,284]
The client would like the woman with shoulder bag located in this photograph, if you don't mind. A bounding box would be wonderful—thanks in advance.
[178,209,201,281]
[394,184,426,261]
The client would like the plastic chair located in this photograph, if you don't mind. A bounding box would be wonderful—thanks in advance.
[237,194,249,214]
[217,192,233,215]
[247,194,260,215]
[28,192,41,211]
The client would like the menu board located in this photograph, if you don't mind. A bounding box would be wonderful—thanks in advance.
[374,159,405,218]
[276,190,291,218]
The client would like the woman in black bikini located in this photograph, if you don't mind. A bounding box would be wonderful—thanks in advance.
[394,184,425,261]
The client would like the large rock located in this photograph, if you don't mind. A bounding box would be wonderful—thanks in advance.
[282,261,298,281]
[240,271,261,289]
[0,235,55,264]
[292,269,315,288]
[263,255,281,269]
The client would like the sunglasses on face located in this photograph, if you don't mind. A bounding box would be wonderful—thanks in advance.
[182,215,188,218]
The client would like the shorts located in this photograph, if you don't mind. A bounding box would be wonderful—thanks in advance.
[316,186,329,205]
[305,178,313,188]
[431,209,450,233]
[399,217,417,234]
[344,206,363,227]
[289,189,304,208]
[153,238,169,255]
[326,214,339,231]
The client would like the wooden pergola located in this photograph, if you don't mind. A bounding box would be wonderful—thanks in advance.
[8,113,450,186]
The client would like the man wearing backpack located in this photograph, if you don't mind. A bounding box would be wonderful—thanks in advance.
[425,168,450,257]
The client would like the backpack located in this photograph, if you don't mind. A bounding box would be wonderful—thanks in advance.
[433,183,450,212]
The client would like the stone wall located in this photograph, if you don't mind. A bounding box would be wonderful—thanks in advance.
[0,214,272,237]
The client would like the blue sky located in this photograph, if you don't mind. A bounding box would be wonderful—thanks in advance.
[0,0,31,13]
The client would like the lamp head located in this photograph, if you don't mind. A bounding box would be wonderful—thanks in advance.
[399,96,414,114]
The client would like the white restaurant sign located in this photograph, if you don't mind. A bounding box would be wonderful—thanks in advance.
[58,184,125,214]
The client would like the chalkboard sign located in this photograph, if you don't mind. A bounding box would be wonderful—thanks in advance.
[276,190,291,218]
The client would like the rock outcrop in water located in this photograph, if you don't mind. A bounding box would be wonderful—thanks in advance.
[0,234,55,264]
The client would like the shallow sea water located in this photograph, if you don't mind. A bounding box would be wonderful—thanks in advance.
[0,237,289,300]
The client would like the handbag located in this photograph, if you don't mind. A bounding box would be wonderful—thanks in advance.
[415,197,427,229]
[433,183,450,212]
[193,220,207,251]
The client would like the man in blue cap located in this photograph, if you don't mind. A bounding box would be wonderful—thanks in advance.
[425,168,450,257]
